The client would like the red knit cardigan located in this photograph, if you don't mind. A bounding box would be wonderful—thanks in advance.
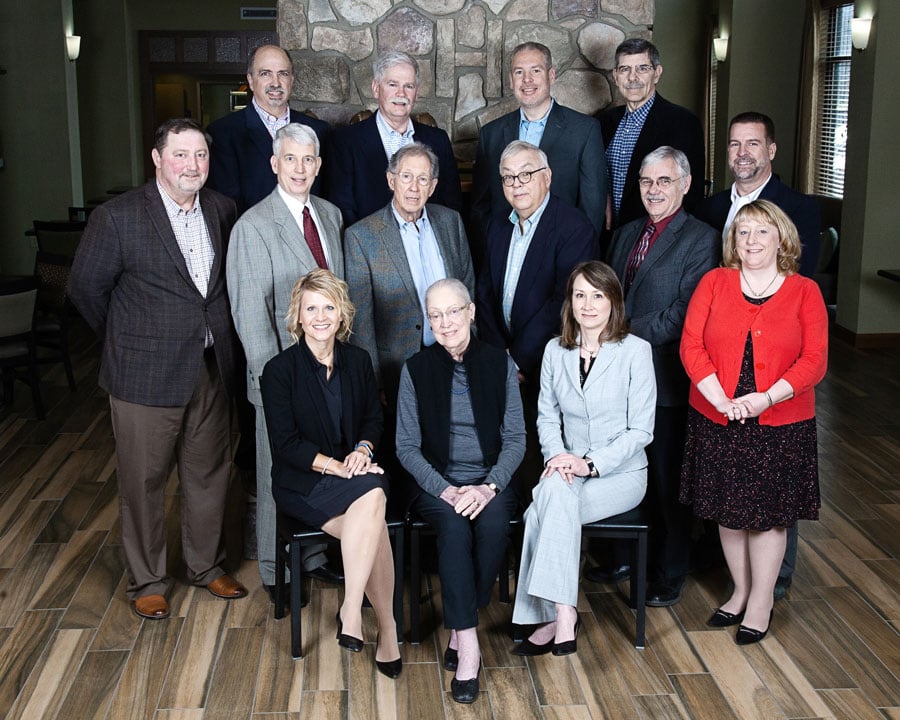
[680,268,828,426]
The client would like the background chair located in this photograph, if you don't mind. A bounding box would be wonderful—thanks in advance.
[32,220,86,257]
[0,287,45,419]
[273,510,406,659]
[33,251,78,391]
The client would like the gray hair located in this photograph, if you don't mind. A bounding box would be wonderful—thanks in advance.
[640,145,691,180]
[373,51,419,85]
[388,142,439,179]
[425,277,471,307]
[247,44,292,76]
[499,140,548,171]
[614,38,661,68]
[273,123,320,157]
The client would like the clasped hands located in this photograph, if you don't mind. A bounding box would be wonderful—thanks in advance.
[542,453,590,484]
[440,483,495,519]
[331,448,384,478]
[718,391,769,423]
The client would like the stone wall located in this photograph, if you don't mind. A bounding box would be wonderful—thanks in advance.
[278,0,654,160]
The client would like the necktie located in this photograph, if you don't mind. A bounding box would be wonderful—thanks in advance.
[302,206,328,269]
[624,222,655,291]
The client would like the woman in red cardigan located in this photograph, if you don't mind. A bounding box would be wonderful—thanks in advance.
[679,200,827,645]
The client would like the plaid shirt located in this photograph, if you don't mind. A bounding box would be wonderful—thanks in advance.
[607,94,656,221]
[252,97,290,138]
[376,110,415,161]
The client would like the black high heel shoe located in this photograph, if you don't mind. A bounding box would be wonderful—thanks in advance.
[735,610,773,645]
[511,631,554,656]
[552,616,581,656]
[336,610,364,652]
[707,608,745,627]
[443,638,459,671]
[374,634,402,678]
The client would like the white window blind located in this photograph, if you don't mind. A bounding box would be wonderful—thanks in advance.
[708,44,718,192]
[814,2,852,198]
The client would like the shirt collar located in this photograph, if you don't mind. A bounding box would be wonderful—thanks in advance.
[518,99,554,127]
[277,184,311,214]
[391,202,429,230]
[252,97,290,133]
[376,110,414,139]
[624,92,656,121]
[731,172,773,201]
[509,192,551,230]
[156,180,200,218]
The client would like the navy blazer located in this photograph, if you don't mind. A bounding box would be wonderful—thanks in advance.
[325,114,462,226]
[607,209,720,406]
[695,175,822,278]
[261,340,383,500]
[600,93,705,229]
[206,106,330,214]
[476,195,600,381]
[471,103,607,239]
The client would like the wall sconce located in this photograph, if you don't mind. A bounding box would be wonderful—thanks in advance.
[66,35,81,61]
[713,37,729,63]
[850,18,872,51]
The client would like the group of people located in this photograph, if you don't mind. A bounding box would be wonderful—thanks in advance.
[66,35,828,704]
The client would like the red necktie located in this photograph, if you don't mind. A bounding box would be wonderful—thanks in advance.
[624,222,655,291]
[302,206,328,269]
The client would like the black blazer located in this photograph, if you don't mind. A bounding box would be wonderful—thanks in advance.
[206,106,330,214]
[325,114,462,226]
[600,93,705,229]
[261,340,383,497]
[695,175,822,277]
[476,194,599,380]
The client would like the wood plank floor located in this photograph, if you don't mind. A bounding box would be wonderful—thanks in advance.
[1,321,898,719]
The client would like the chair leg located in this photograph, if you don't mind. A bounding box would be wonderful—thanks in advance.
[391,526,405,643]
[274,529,287,620]
[409,526,421,644]
[26,350,45,420]
[290,538,304,658]
[634,531,647,649]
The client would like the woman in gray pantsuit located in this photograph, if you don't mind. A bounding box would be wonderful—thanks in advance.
[511,261,656,655]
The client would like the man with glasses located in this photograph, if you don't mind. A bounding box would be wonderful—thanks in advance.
[477,140,599,483]
[591,146,719,605]
[600,39,704,232]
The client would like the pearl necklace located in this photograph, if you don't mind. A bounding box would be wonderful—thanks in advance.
[740,268,780,298]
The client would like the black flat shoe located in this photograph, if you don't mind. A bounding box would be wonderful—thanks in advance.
[707,608,745,627]
[450,663,481,704]
[375,657,402,679]
[511,636,554,656]
[552,616,581,656]
[736,610,773,645]
[336,611,363,652]
[443,640,458,671]
[308,563,345,584]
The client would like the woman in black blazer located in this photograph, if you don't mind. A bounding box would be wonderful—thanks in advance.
[261,269,401,678]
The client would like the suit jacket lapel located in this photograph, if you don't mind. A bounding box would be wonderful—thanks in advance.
[628,210,686,296]
[376,205,420,305]
[144,184,196,292]
[270,191,320,269]
[510,197,555,328]
[361,115,390,182]
[200,190,226,292]
[538,103,566,157]
[309,196,344,277]
[245,106,276,167]
[582,340,617,392]
[297,344,340,449]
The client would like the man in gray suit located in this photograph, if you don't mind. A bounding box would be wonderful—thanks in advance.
[227,123,344,601]
[345,142,475,410]
[594,145,720,605]
[69,118,248,620]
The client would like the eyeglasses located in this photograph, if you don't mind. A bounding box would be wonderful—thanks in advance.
[426,304,469,323]
[638,176,682,190]
[614,64,655,75]
[392,171,434,187]
[500,167,547,187]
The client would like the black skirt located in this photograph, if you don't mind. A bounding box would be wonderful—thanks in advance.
[275,471,389,529]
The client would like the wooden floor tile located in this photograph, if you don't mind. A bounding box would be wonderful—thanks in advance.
[31,529,106,610]
[253,606,303,714]
[396,660,444,720]
[299,690,346,720]
[484,666,540,719]
[741,638,833,718]
[35,470,105,544]
[541,706,593,720]
[774,601,856,690]
[21,433,80,491]
[632,693,691,719]
[202,626,266,720]
[670,674,739,720]
[525,651,584,706]
[154,710,206,720]
[55,648,129,720]
[817,688,886,720]
[89,574,143,651]
[302,588,344,691]
[0,498,59,569]
[0,609,64,718]
[0,544,60,627]
[643,605,705,674]
[816,505,888,560]
[60,544,126,630]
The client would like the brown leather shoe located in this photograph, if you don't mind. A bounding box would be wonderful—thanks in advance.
[133,594,169,619]
[207,574,248,599]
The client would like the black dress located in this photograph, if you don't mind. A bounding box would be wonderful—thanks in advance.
[680,296,820,531]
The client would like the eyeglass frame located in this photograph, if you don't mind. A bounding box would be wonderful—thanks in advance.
[390,170,437,187]
[426,303,471,323]
[638,175,683,190]
[500,167,548,187]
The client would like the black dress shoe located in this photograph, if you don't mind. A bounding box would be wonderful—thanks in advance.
[585,564,631,584]
[443,640,458,671]
[336,611,364,652]
[647,577,685,607]
[265,583,308,607]
[707,608,745,627]
[552,616,581,656]
[307,563,345,584]
[450,663,481,704]
[376,657,403,679]
[736,610,773,645]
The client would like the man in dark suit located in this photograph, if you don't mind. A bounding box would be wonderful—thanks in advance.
[471,42,607,257]
[696,111,821,278]
[477,140,599,481]
[69,119,248,620]
[695,111,821,598]
[327,51,462,226]
[207,44,330,214]
[600,39,704,232]
[595,146,720,605]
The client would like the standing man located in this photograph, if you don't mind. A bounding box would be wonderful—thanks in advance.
[345,142,474,410]
[327,51,462,226]
[696,111,821,277]
[207,44,330,214]
[601,39,704,232]
[471,42,607,256]
[696,111,821,597]
[594,146,720,605]
[227,123,345,602]
[69,119,247,620]
[477,140,599,480]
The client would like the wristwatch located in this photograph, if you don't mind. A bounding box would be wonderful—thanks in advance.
[487,482,499,494]
[584,457,599,478]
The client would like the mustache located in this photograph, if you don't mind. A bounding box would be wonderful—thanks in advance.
[391,97,410,106]
[265,86,285,93]
[624,82,645,90]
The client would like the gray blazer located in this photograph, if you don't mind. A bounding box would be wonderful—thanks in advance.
[226,189,344,405]
[537,334,656,476]
[344,202,475,403]
[607,209,720,406]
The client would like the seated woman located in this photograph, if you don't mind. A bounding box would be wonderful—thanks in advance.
[511,261,656,655]
[396,278,525,704]
[260,269,401,678]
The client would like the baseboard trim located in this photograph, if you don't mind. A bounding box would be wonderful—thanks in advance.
[832,324,900,348]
